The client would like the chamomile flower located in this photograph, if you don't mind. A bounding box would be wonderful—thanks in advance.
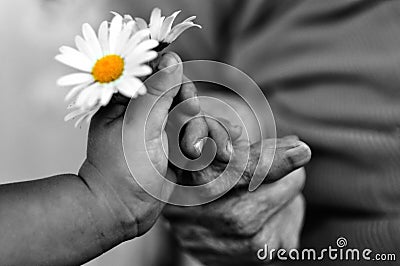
[56,12,159,125]
[137,7,201,51]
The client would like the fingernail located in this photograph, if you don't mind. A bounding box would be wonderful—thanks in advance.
[226,141,233,155]
[194,138,205,154]
[285,142,312,167]
[158,53,179,73]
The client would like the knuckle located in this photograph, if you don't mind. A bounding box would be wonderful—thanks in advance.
[222,199,268,236]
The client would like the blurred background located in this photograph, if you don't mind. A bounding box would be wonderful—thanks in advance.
[3,1,400,265]
[0,0,200,265]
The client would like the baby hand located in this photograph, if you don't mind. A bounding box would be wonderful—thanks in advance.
[79,52,185,238]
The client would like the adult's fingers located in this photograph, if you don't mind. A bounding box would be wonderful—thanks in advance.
[205,117,242,163]
[241,138,311,190]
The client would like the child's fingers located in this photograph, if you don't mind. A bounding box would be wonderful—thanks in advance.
[91,94,128,126]
[180,116,208,159]
[174,77,244,161]
[146,52,183,98]
[175,76,201,116]
[173,78,209,159]
[168,76,202,129]
[166,73,244,163]
[124,52,183,141]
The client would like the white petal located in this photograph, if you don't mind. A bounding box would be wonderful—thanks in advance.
[98,21,109,55]
[65,108,87,121]
[165,22,201,43]
[75,112,91,128]
[109,13,123,53]
[121,29,151,57]
[87,90,102,108]
[134,17,148,30]
[125,39,159,63]
[55,54,92,72]
[58,46,93,67]
[149,8,164,40]
[100,87,114,106]
[82,23,102,59]
[85,107,100,124]
[125,20,136,31]
[76,83,99,107]
[138,83,147,95]
[75,36,97,62]
[57,73,93,86]
[123,14,134,25]
[115,22,133,55]
[125,64,152,77]
[159,10,181,41]
[65,82,92,101]
[131,21,140,33]
[129,20,142,34]
[67,102,78,110]
[59,46,90,61]
[183,16,197,23]
[117,78,143,98]
[110,11,122,17]
[126,50,158,66]
[64,104,100,127]
[149,8,162,27]
[130,39,159,54]
[151,16,165,40]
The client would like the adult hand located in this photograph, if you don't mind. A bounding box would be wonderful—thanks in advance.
[163,79,311,265]
[165,168,306,266]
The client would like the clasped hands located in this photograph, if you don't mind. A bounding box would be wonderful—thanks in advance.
[80,52,311,265]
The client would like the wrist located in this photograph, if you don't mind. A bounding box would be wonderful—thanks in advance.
[78,159,139,241]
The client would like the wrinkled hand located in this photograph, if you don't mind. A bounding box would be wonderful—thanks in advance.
[165,169,306,266]
[163,79,311,265]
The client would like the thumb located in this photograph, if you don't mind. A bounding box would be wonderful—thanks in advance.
[120,53,182,202]
[243,138,312,191]
[124,52,183,141]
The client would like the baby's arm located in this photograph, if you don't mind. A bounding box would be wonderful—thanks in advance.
[0,52,188,266]
[0,173,122,265]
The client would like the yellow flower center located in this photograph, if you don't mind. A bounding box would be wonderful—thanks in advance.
[92,55,124,83]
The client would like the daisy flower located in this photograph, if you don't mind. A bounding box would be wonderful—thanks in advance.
[135,7,201,51]
[56,12,159,126]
